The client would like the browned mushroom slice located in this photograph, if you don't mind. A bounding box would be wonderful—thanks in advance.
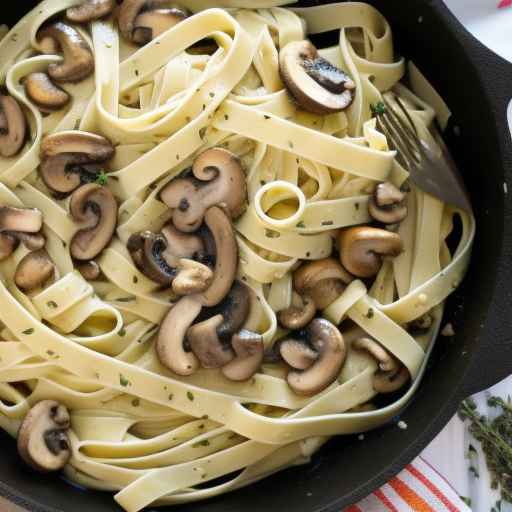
[25,73,70,113]
[280,40,355,115]
[69,184,118,260]
[339,226,402,278]
[198,206,238,307]
[286,318,346,396]
[368,182,408,224]
[40,131,115,195]
[373,366,410,394]
[67,0,116,23]
[14,250,55,291]
[132,8,188,45]
[160,147,247,233]
[222,330,264,381]
[76,260,101,280]
[352,337,400,373]
[17,401,71,473]
[38,22,94,83]
[157,295,201,376]
[172,259,213,295]
[118,0,188,44]
[293,257,353,310]
[15,232,46,251]
[187,314,235,369]
[0,94,27,157]
[0,206,42,233]
[0,234,18,260]
[280,338,318,370]
[277,292,316,330]
[127,231,178,286]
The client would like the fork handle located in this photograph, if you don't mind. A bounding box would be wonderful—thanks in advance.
[420,1,512,396]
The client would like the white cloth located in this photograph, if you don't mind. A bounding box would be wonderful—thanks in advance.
[422,2,512,510]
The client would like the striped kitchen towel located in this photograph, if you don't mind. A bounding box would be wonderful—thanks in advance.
[346,457,472,511]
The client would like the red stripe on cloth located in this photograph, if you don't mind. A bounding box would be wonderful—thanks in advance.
[420,457,462,495]
[407,464,459,512]
[344,505,362,512]
[389,476,435,511]
[498,0,512,8]
[374,488,398,512]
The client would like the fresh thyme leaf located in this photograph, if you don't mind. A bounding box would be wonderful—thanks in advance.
[459,398,512,503]
[370,101,386,116]
[95,171,108,186]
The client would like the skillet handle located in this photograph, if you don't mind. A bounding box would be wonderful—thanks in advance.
[426,4,512,397]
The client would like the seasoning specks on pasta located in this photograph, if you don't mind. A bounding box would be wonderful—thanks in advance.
[119,375,131,387]
[22,328,34,335]
[187,391,195,401]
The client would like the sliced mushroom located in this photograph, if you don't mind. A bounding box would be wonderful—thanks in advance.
[38,22,94,83]
[195,280,250,339]
[14,250,55,291]
[278,292,316,330]
[161,148,247,233]
[133,8,188,45]
[280,338,318,370]
[373,366,410,394]
[40,131,115,195]
[187,314,234,369]
[339,227,402,278]
[352,337,400,373]
[407,313,433,335]
[157,296,202,375]
[172,258,213,295]
[294,257,353,310]
[67,0,116,23]
[0,207,44,261]
[17,401,71,473]
[127,231,178,286]
[222,330,264,381]
[25,72,70,113]
[280,40,355,115]
[160,222,205,267]
[69,184,117,260]
[286,318,346,396]
[118,0,188,44]
[0,95,27,157]
[368,182,408,224]
[198,206,238,307]
[76,260,101,280]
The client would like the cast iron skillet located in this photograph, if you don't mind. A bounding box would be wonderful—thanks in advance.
[1,1,512,510]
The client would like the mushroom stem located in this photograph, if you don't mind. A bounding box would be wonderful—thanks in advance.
[172,258,213,295]
[352,337,399,373]
[277,292,316,330]
[156,296,201,376]
[373,366,410,394]
[222,330,264,381]
[368,182,408,224]
[14,250,55,291]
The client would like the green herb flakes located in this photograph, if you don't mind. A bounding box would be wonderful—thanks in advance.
[115,297,136,303]
[47,301,58,309]
[132,398,140,407]
[370,101,386,116]
[187,391,194,401]
[366,308,374,319]
[321,220,334,226]
[168,394,174,400]
[22,328,34,335]
[132,276,138,284]
[296,221,306,229]
[120,374,131,387]
[118,328,126,337]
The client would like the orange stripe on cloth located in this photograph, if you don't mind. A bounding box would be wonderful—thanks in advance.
[388,476,435,512]
[374,488,398,512]
[407,464,460,512]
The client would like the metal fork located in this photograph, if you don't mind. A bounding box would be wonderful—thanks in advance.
[376,93,472,213]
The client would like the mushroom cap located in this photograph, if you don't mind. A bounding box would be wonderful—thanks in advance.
[286,318,346,396]
[132,8,188,45]
[293,257,352,309]
[0,206,43,233]
[40,131,115,195]
[76,260,101,280]
[160,222,205,267]
[16,232,46,251]
[368,182,408,224]
[0,95,27,157]
[157,296,202,376]
[25,73,70,113]
[373,366,410,394]
[0,234,18,261]
[352,337,400,373]
[17,400,71,473]
[196,280,251,339]
[338,226,402,278]
[160,147,247,233]
[187,314,235,369]
[67,0,116,23]
[69,184,118,260]
[198,206,238,307]
[14,250,55,291]
[280,338,318,370]
[277,293,316,330]
[38,22,94,83]
[172,258,213,295]
[222,330,264,381]
[280,40,355,115]
[127,231,177,286]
